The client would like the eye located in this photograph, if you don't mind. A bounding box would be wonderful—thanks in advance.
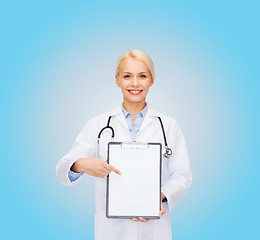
[140,75,147,78]
[123,75,130,79]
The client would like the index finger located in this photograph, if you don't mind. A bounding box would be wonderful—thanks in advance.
[106,163,122,175]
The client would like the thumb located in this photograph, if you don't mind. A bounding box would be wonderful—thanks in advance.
[159,200,165,217]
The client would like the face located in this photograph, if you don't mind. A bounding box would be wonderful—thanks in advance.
[116,58,154,105]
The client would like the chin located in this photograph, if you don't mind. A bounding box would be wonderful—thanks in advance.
[124,97,146,104]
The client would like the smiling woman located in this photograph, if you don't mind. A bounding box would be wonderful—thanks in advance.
[56,49,192,240]
[116,57,154,119]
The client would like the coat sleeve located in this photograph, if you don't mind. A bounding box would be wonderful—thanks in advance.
[161,120,192,212]
[56,117,98,186]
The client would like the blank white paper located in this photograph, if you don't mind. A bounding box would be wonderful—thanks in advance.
[107,142,161,218]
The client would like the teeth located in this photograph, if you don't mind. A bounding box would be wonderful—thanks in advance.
[129,90,141,93]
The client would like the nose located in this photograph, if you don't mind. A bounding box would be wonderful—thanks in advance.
[131,76,139,87]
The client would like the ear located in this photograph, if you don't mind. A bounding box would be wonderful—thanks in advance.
[149,78,154,87]
[116,76,120,87]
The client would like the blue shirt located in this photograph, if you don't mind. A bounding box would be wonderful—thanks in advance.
[68,103,148,182]
[122,102,148,141]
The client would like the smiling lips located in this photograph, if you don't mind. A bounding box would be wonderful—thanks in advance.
[128,90,143,95]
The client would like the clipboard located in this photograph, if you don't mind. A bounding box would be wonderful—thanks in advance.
[106,142,162,219]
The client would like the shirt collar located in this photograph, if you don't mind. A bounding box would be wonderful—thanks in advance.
[122,102,148,118]
[108,102,160,117]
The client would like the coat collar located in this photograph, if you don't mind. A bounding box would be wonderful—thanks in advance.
[108,102,161,135]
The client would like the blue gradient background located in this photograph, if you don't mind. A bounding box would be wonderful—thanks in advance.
[1,1,259,239]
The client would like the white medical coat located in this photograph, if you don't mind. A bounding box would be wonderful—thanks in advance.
[56,103,192,240]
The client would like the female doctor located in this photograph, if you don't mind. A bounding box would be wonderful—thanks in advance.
[56,49,192,240]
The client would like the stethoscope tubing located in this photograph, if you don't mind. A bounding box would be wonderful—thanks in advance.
[98,116,115,139]
[97,115,172,158]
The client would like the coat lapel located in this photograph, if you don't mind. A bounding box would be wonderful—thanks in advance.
[108,103,129,131]
[138,103,160,135]
[117,113,129,131]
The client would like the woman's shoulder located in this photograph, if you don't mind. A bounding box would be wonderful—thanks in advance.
[148,103,186,136]
[87,104,122,124]
[79,107,117,136]
[148,103,177,125]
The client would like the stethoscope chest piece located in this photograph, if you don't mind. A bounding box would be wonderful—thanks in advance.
[163,147,172,158]
[158,116,172,158]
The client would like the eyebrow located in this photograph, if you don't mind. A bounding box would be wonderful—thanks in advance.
[122,72,148,74]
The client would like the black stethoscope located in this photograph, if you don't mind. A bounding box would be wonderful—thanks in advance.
[97,116,172,158]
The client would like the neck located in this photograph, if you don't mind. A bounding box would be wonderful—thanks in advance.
[123,99,146,116]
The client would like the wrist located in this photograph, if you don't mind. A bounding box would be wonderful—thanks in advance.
[71,159,82,173]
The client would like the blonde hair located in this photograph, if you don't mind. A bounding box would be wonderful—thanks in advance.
[115,49,155,81]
